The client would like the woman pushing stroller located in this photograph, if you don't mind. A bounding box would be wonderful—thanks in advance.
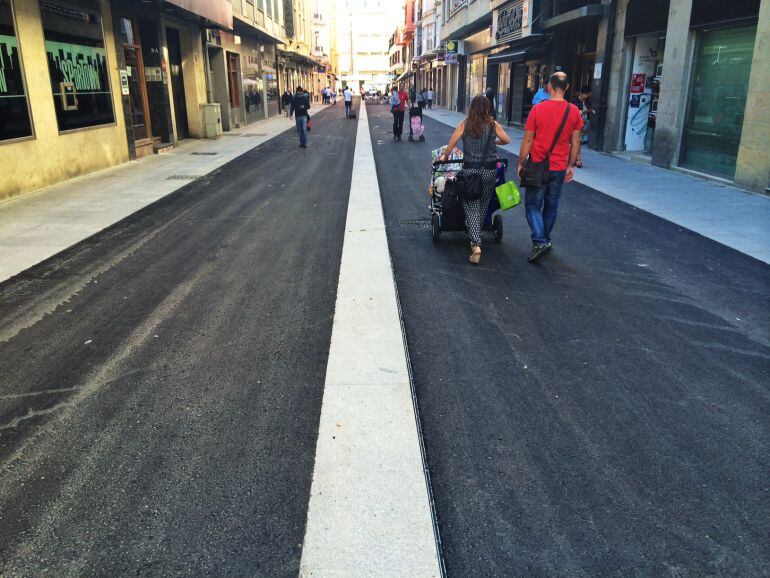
[440,95,510,264]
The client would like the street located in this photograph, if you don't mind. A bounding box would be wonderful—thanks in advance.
[0,104,358,575]
[0,101,768,575]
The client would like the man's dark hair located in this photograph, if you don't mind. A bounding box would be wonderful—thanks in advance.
[548,72,569,92]
[581,85,592,94]
[296,85,303,92]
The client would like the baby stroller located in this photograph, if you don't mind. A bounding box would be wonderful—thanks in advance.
[408,106,425,142]
[429,157,508,244]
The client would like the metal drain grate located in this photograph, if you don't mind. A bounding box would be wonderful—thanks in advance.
[398,218,431,228]
[165,175,202,181]
[242,133,268,137]
[190,152,217,155]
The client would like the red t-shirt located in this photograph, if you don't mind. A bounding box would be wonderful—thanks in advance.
[524,99,583,171]
[397,91,409,112]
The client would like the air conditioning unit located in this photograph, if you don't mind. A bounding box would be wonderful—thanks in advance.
[201,103,223,139]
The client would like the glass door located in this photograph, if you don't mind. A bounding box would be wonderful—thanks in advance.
[680,25,757,179]
[118,18,150,141]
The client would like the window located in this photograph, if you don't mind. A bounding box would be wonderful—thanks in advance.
[40,0,115,131]
[0,0,33,141]
[680,25,756,179]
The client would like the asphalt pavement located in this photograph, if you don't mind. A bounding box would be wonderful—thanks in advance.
[0,100,357,575]
[367,104,770,576]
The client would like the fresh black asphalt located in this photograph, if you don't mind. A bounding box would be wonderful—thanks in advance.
[367,104,770,575]
[0,100,357,575]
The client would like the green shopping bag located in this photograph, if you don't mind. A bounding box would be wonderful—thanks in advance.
[495,180,521,211]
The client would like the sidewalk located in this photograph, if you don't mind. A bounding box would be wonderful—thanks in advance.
[424,107,770,265]
[0,105,330,283]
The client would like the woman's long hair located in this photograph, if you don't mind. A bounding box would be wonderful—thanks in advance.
[465,95,494,138]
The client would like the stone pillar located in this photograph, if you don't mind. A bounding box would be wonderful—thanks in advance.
[651,0,693,169]
[734,0,770,193]
[601,0,633,152]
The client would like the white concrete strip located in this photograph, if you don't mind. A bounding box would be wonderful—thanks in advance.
[300,103,441,577]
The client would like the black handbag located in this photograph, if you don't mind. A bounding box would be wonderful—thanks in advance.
[520,102,571,189]
[456,127,495,202]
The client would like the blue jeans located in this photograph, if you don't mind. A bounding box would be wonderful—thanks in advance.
[295,115,308,146]
[524,170,566,245]
[345,101,351,117]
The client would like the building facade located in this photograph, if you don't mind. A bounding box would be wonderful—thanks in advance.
[436,0,769,193]
[337,0,399,91]
[0,0,308,201]
[311,0,339,92]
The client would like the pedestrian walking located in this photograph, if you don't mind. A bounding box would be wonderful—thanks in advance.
[416,88,425,110]
[517,72,582,263]
[440,95,511,264]
[282,90,293,117]
[290,85,311,148]
[427,87,434,109]
[343,86,353,118]
[572,85,594,167]
[532,81,550,106]
[485,87,496,119]
[389,85,409,141]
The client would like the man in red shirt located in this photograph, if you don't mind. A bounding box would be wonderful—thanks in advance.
[517,72,583,262]
[389,84,410,141]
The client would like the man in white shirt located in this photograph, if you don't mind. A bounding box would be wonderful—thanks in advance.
[427,87,434,109]
[343,87,353,118]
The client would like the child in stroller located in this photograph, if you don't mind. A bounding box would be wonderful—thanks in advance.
[408,106,425,142]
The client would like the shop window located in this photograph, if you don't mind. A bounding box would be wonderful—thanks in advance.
[680,25,756,179]
[0,0,33,141]
[40,0,115,132]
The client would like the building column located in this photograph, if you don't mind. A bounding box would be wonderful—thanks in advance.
[734,0,770,193]
[651,0,693,169]
[593,0,631,152]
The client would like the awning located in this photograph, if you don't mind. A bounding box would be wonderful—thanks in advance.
[394,70,414,84]
[487,37,549,64]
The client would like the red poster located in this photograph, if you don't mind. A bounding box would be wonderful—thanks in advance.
[631,73,646,94]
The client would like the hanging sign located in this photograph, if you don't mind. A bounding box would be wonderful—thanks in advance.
[493,0,529,44]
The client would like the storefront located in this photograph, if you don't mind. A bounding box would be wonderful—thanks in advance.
[0,0,129,200]
[489,0,547,126]
[621,0,669,155]
[679,22,757,179]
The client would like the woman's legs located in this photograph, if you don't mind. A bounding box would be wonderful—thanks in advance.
[463,171,496,251]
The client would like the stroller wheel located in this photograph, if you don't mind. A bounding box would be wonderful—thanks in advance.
[493,214,503,243]
[408,135,414,142]
[431,214,441,244]
[419,135,425,142]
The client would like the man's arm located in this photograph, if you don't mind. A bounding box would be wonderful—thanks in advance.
[289,97,295,117]
[517,130,535,179]
[565,130,581,183]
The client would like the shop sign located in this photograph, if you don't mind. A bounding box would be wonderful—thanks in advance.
[144,66,162,82]
[630,73,646,94]
[45,41,108,92]
[444,53,458,64]
[494,1,529,44]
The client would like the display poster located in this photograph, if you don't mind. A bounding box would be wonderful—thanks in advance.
[630,73,646,94]
[0,31,33,140]
[41,0,115,131]
[45,41,109,94]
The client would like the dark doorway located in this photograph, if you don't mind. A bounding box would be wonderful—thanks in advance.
[166,26,189,140]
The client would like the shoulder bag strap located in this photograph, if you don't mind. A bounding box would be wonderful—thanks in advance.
[545,102,572,159]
